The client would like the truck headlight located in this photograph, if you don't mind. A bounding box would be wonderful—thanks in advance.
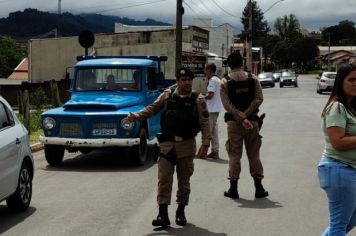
[121,118,134,130]
[43,117,56,130]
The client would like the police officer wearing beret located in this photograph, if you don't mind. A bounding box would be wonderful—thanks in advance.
[220,52,268,199]
[127,68,211,227]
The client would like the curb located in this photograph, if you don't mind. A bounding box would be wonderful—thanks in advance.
[30,142,43,153]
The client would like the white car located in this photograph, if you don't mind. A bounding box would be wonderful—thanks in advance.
[258,72,275,87]
[0,96,34,212]
[317,71,336,94]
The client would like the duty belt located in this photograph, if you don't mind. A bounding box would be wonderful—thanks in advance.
[157,133,192,142]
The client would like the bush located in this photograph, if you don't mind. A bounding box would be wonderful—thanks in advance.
[30,87,49,110]
[17,111,42,133]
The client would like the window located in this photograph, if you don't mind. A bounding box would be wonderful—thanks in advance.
[0,102,10,129]
[75,67,142,91]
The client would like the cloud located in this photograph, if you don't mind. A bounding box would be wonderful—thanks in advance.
[0,0,355,33]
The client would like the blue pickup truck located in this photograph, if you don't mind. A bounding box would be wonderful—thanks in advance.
[40,56,167,165]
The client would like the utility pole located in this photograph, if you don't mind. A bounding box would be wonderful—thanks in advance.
[327,32,331,71]
[56,0,61,38]
[247,0,253,72]
[221,44,225,58]
[175,0,183,71]
[260,47,263,73]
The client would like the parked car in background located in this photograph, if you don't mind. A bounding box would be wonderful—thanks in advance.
[272,72,281,82]
[0,96,34,212]
[280,71,298,88]
[317,71,336,94]
[258,72,275,88]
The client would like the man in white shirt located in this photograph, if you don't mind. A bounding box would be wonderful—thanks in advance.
[202,63,222,159]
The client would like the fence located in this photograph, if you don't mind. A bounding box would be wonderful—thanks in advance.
[0,78,71,131]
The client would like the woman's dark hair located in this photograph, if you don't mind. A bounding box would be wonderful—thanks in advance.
[322,64,356,117]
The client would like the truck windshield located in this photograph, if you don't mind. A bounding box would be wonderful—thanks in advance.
[75,68,141,91]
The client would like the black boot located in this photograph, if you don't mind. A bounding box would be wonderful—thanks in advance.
[175,204,187,226]
[152,204,170,227]
[224,180,239,199]
[254,178,269,198]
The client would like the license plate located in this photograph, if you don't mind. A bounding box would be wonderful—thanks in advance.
[92,128,117,135]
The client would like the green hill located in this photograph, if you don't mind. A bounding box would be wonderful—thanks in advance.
[0,8,171,39]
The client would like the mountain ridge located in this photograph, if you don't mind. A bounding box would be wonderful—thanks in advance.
[0,8,171,39]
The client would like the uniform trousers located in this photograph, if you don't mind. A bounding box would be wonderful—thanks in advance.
[225,120,264,180]
[157,140,195,205]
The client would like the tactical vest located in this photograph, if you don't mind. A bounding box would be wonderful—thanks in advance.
[226,76,255,112]
[160,90,200,139]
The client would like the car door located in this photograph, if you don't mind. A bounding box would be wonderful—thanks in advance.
[0,101,19,199]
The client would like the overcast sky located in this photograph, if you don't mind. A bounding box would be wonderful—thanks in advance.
[1,0,356,32]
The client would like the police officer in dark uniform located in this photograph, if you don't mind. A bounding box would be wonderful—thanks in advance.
[220,52,268,199]
[127,68,211,227]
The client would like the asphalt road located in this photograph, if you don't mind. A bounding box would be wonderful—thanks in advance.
[1,75,355,236]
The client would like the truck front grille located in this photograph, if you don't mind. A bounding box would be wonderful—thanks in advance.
[59,123,83,137]
[92,122,117,129]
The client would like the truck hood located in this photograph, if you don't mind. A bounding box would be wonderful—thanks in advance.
[64,92,142,110]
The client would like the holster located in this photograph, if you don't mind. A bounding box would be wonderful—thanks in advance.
[156,133,166,143]
[224,112,234,122]
[159,150,176,165]
[248,113,265,130]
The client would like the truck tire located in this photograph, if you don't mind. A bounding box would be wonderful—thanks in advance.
[131,128,148,165]
[6,161,32,212]
[44,145,65,165]
[79,148,92,155]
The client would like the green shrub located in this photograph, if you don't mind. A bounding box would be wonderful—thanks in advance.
[31,87,49,110]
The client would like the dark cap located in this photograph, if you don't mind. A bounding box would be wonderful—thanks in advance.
[226,52,243,69]
[176,67,195,79]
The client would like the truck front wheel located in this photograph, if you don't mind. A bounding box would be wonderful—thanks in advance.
[44,145,65,165]
[131,128,148,165]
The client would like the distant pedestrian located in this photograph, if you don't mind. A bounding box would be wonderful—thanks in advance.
[220,52,268,199]
[319,63,356,235]
[197,63,222,159]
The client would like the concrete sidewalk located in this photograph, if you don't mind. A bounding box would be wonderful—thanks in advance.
[30,142,43,153]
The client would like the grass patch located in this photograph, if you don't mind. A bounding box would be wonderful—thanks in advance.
[29,129,43,144]
[307,70,323,76]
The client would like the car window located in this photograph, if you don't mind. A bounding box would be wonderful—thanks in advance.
[0,102,11,129]
[282,72,295,77]
[75,67,142,91]
[324,73,336,79]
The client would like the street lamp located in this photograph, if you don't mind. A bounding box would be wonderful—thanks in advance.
[248,0,285,72]
[247,0,286,72]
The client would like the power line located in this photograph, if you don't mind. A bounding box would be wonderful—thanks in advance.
[209,0,239,18]
[184,0,238,32]
[91,0,169,14]
[63,0,169,12]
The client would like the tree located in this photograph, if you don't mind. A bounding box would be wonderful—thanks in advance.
[321,20,356,46]
[0,36,24,78]
[293,37,319,70]
[240,0,270,46]
[274,14,301,41]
